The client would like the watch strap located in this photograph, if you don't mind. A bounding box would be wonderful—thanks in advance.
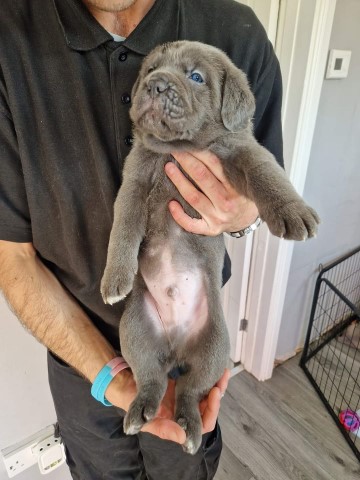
[228,216,262,238]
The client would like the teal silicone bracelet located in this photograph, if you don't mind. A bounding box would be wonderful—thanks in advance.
[91,365,113,406]
[91,358,129,406]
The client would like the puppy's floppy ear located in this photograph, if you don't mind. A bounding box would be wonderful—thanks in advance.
[221,62,256,132]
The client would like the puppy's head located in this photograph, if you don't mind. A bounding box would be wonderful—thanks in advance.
[130,41,255,145]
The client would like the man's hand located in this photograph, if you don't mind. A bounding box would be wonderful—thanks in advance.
[107,370,185,443]
[107,368,231,444]
[145,368,230,438]
[165,150,259,236]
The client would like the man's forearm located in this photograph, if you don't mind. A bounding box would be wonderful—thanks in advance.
[0,241,116,383]
[0,241,221,443]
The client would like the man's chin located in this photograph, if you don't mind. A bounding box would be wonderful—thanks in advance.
[82,0,137,13]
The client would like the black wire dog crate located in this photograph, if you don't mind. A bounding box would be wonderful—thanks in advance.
[300,246,360,462]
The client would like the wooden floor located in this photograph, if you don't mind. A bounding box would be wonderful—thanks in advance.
[215,355,360,480]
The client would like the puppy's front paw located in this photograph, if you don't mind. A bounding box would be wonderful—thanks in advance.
[100,263,137,305]
[263,201,320,241]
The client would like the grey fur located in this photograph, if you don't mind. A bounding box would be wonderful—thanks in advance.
[101,41,320,454]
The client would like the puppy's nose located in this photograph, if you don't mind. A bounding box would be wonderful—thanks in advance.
[147,77,169,97]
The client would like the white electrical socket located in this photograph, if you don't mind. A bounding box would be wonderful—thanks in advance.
[31,430,61,457]
[1,444,37,478]
[1,425,58,478]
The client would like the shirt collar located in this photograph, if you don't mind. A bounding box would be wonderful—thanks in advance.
[53,0,181,55]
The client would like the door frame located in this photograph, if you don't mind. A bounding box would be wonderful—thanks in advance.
[222,0,280,364]
[243,0,338,380]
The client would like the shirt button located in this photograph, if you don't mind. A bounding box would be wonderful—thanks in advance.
[124,135,133,146]
[119,52,127,62]
[121,93,131,104]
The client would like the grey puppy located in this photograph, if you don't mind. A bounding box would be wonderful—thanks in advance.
[101,41,320,454]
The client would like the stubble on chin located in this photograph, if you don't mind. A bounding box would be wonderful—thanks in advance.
[82,0,137,13]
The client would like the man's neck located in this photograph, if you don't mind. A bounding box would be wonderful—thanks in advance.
[83,1,156,37]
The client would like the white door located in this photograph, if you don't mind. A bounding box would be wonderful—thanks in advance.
[222,0,280,363]
[241,0,337,379]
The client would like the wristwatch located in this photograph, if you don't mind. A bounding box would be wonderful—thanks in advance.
[228,216,262,238]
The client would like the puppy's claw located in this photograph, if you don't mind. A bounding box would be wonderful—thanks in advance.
[183,438,197,455]
[104,293,127,305]
[124,422,141,436]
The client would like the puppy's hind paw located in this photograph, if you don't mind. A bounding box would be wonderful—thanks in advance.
[124,397,160,435]
[177,417,202,455]
[123,419,142,436]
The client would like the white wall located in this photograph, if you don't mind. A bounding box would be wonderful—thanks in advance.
[276,0,360,359]
[0,297,71,480]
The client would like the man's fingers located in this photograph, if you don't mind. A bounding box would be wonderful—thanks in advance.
[172,150,230,187]
[201,387,221,434]
[217,368,231,395]
[142,418,186,444]
[165,161,214,212]
[169,152,231,207]
[168,201,212,235]
[165,154,250,235]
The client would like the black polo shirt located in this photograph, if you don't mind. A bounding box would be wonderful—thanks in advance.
[0,0,283,347]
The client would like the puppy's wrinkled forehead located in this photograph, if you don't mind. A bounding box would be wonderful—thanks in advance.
[141,41,223,79]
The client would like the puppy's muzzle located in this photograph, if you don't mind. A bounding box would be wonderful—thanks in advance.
[147,76,169,98]
[142,72,188,123]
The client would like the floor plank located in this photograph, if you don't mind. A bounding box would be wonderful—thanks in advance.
[214,443,254,480]
[215,354,360,480]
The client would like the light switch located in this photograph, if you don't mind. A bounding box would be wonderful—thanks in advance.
[326,49,352,79]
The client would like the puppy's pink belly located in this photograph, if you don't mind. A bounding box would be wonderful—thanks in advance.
[142,268,208,338]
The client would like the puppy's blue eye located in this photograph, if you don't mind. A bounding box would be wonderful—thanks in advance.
[189,72,204,83]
